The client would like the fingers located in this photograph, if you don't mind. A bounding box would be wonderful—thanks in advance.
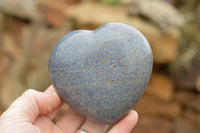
[56,108,86,133]
[44,85,57,94]
[45,104,63,120]
[79,119,108,133]
[56,109,136,133]
[45,85,64,120]
[3,85,62,123]
[108,110,138,133]
[34,116,65,133]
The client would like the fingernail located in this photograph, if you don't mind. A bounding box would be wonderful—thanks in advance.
[132,110,138,118]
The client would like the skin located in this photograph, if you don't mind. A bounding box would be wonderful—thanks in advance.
[0,85,138,133]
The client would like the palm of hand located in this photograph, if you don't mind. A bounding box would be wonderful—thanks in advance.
[0,86,138,133]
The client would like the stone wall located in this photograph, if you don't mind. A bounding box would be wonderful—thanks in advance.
[0,0,200,132]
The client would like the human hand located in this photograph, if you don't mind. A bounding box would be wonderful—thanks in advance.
[0,85,138,133]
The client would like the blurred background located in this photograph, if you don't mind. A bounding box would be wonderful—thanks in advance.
[0,0,200,132]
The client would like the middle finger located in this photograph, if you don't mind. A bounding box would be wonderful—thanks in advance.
[56,108,86,132]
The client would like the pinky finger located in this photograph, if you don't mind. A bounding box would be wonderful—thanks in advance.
[108,110,138,133]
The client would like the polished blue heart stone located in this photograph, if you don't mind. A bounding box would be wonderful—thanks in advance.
[49,22,153,124]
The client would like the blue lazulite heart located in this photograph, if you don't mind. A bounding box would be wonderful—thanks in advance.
[49,23,153,124]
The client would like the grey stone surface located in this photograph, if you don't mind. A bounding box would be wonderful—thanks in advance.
[49,22,153,124]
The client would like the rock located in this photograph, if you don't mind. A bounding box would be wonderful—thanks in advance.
[61,0,83,4]
[121,0,132,5]
[0,0,40,20]
[1,33,20,60]
[0,28,27,108]
[0,33,26,107]
[38,0,71,27]
[67,2,180,63]
[0,109,3,115]
[4,15,30,44]
[49,23,153,124]
[149,30,180,63]
[0,78,25,108]
[134,95,181,118]
[173,60,200,91]
[176,91,200,111]
[173,118,198,133]
[0,32,26,107]
[183,109,198,124]
[132,116,172,133]
[0,106,4,115]
[129,0,185,30]
[0,54,11,82]
[0,23,70,108]
[26,27,69,91]
[0,13,2,40]
[100,0,121,5]
[195,75,200,92]
[145,72,174,101]
[0,12,2,22]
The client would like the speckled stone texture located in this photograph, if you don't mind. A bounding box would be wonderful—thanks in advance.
[49,22,153,124]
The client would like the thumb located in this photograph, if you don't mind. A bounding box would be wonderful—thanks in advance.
[1,85,62,123]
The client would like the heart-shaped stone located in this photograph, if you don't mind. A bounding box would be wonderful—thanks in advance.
[49,22,153,124]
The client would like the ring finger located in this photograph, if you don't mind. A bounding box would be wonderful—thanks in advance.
[56,108,86,132]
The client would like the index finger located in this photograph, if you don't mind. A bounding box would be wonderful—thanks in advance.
[1,85,62,123]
